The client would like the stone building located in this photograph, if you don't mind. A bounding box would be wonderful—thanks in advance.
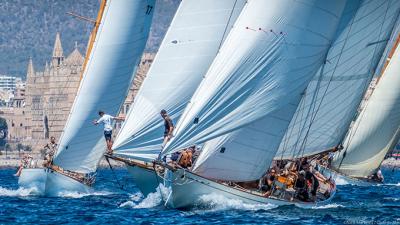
[3,32,155,152]
[25,32,84,149]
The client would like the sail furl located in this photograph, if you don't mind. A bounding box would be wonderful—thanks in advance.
[112,0,246,162]
[53,0,155,173]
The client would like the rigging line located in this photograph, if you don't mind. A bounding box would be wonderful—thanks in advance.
[217,0,239,52]
[337,1,395,169]
[293,3,362,160]
[104,155,126,191]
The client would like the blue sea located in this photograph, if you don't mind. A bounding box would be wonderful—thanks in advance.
[1,168,400,225]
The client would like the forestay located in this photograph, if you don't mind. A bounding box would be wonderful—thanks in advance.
[162,0,347,172]
[53,0,155,173]
[276,0,400,160]
[332,27,400,178]
[112,0,246,162]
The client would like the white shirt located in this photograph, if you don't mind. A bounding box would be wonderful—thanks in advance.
[97,114,115,131]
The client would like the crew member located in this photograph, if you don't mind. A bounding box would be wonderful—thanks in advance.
[93,111,124,153]
[160,109,174,146]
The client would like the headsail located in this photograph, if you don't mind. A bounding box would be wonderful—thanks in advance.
[193,100,299,181]
[276,0,400,160]
[331,26,400,177]
[162,0,347,174]
[112,0,246,161]
[53,0,155,173]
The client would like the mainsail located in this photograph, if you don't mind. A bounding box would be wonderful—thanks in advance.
[162,0,347,182]
[53,0,155,173]
[193,101,299,181]
[276,0,400,159]
[112,0,246,161]
[331,28,400,177]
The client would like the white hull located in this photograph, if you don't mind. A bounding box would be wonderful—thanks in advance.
[164,169,336,209]
[319,166,379,186]
[126,164,159,196]
[17,168,91,197]
[45,169,91,197]
[18,168,47,194]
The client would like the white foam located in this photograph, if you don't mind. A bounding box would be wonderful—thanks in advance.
[0,186,40,197]
[198,193,277,211]
[311,203,344,209]
[119,184,168,209]
[334,177,350,186]
[58,190,112,198]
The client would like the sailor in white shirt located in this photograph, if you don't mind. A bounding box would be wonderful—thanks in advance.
[93,111,124,153]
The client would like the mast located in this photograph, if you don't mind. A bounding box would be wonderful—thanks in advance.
[80,0,107,80]
[52,0,155,174]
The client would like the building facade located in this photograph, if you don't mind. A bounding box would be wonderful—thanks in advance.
[3,32,155,152]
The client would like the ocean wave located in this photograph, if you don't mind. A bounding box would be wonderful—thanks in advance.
[119,184,169,209]
[311,203,344,209]
[197,193,278,211]
[0,186,40,197]
[58,190,112,198]
[335,177,350,186]
[377,183,400,186]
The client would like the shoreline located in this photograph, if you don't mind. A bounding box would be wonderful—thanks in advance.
[0,156,125,169]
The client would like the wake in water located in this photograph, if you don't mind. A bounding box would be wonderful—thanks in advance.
[196,193,278,211]
[0,186,40,197]
[119,184,170,209]
[57,190,113,198]
[311,203,344,209]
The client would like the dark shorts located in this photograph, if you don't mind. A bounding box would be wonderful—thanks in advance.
[104,130,112,141]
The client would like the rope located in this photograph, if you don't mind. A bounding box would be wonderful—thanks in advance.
[105,155,126,191]
[337,1,394,169]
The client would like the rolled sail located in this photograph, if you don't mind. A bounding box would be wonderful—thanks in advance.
[331,30,400,178]
[112,0,246,161]
[53,0,155,173]
[276,0,400,160]
[162,0,347,178]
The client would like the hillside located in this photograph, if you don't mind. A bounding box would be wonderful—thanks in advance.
[0,0,180,78]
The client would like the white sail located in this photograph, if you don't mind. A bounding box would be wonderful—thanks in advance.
[162,0,347,164]
[112,0,246,161]
[331,35,400,178]
[53,0,155,173]
[276,0,400,159]
[193,101,299,181]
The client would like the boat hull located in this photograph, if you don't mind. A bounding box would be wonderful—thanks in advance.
[45,169,91,197]
[18,168,47,195]
[18,168,91,196]
[164,168,335,209]
[319,166,380,186]
[126,164,159,196]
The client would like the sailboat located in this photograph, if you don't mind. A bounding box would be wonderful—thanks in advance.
[155,0,347,209]
[18,0,155,196]
[275,0,400,186]
[108,0,246,196]
[327,26,400,185]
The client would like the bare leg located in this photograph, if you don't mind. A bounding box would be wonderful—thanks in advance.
[106,140,113,153]
[14,166,23,176]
